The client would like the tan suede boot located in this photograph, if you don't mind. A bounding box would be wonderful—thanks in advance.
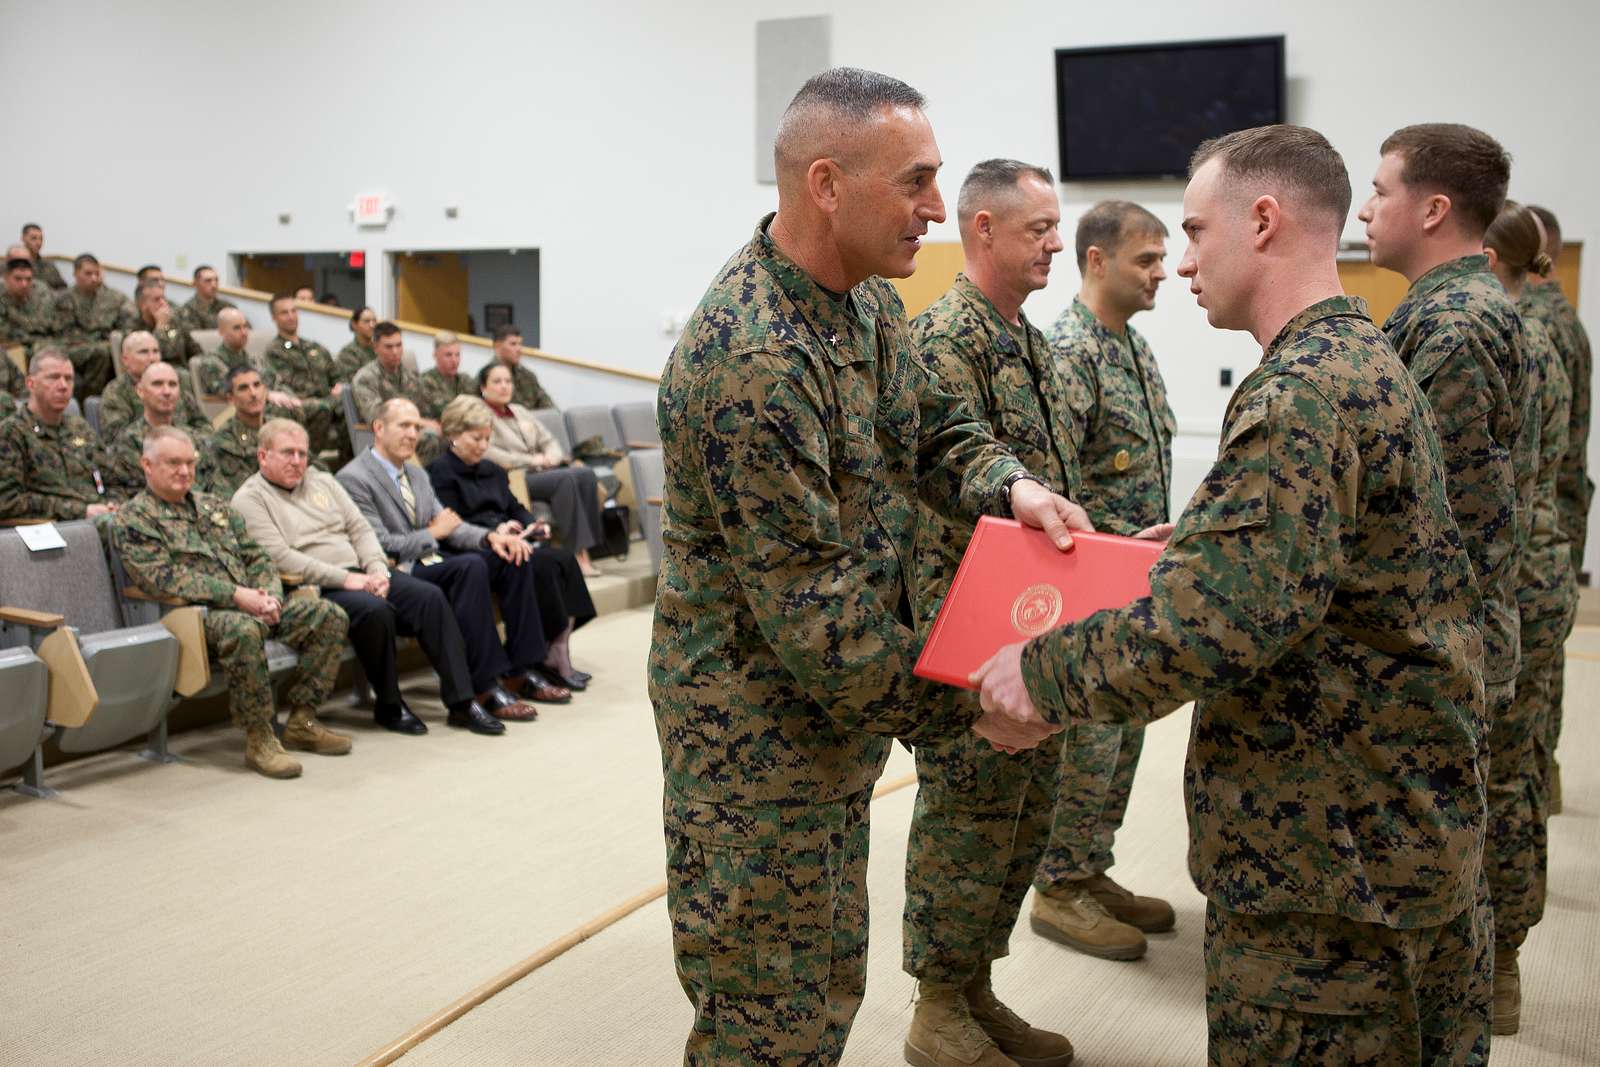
[245,724,303,779]
[1030,884,1146,960]
[905,981,1018,1067]
[282,708,353,756]
[1081,872,1176,933]
[1492,945,1520,1036]
[965,967,1074,1066]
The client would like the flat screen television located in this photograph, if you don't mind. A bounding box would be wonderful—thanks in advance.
[1054,36,1286,181]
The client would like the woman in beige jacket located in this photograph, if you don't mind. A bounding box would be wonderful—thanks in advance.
[477,362,604,576]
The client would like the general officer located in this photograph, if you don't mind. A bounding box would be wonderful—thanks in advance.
[649,68,1087,1067]
[974,125,1492,1066]
[901,158,1082,1067]
[114,426,350,780]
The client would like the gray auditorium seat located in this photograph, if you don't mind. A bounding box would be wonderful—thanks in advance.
[0,647,50,798]
[532,407,572,454]
[563,405,625,455]
[340,386,375,455]
[629,448,666,573]
[84,396,102,436]
[611,401,660,450]
[0,522,180,782]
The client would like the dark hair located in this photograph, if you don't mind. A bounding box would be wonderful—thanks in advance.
[492,323,522,343]
[21,223,41,236]
[477,361,512,389]
[225,363,262,391]
[1484,201,1553,280]
[1074,200,1168,272]
[1379,123,1510,236]
[1191,124,1352,229]
[73,253,100,271]
[349,305,374,328]
[136,264,162,280]
[192,264,216,281]
[956,158,1055,226]
[4,257,33,274]
[1527,204,1561,244]
[372,321,402,343]
[774,67,926,175]
[269,291,297,309]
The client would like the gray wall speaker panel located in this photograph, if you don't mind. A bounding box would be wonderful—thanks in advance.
[755,16,832,185]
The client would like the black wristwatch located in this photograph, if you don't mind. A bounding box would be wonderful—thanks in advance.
[999,469,1046,517]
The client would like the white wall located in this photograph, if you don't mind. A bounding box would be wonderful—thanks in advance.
[6,0,1598,568]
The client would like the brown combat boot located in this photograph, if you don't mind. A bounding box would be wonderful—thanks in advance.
[1492,945,1520,1036]
[1081,872,1176,933]
[905,981,1018,1067]
[245,724,303,779]
[964,966,1074,1066]
[282,708,353,756]
[1030,884,1146,960]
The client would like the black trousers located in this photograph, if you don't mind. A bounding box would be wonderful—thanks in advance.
[324,571,474,710]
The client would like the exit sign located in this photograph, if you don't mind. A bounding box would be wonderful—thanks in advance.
[353,193,391,228]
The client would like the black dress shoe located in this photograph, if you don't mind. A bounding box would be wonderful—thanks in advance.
[374,702,428,734]
[447,701,507,735]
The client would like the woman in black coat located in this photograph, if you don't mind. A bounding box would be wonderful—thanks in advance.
[428,395,598,689]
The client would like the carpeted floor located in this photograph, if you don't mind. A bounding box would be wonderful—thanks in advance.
[2,615,1596,1066]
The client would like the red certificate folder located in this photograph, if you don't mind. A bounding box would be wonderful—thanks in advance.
[914,517,1166,689]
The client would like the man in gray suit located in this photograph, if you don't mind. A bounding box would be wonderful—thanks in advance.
[336,398,571,710]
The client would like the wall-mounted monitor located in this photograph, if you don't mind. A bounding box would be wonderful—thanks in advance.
[1054,36,1286,181]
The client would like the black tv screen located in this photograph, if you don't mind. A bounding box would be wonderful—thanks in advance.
[1055,36,1286,181]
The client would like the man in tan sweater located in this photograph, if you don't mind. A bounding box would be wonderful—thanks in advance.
[230,418,507,735]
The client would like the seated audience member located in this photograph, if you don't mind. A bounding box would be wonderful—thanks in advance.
[417,331,475,419]
[99,331,213,438]
[104,361,216,499]
[209,366,280,498]
[0,348,115,520]
[338,398,568,709]
[428,396,597,689]
[351,321,442,462]
[115,425,350,779]
[231,418,507,736]
[133,282,203,368]
[54,253,134,399]
[333,305,377,384]
[490,323,554,409]
[175,264,237,332]
[476,362,603,576]
[20,223,66,290]
[1,254,58,363]
[262,291,345,459]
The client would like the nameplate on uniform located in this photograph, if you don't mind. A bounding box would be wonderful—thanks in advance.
[15,522,68,553]
[914,518,1165,690]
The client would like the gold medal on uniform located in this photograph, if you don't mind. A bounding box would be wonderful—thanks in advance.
[1113,449,1131,471]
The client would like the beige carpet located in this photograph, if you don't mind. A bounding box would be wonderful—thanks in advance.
[2,617,1596,1066]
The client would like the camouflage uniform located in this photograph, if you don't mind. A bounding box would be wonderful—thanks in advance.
[416,368,476,420]
[139,316,204,368]
[1036,294,1176,897]
[0,283,60,359]
[1022,296,1491,1062]
[509,362,555,410]
[174,294,236,333]
[114,488,347,729]
[1384,254,1536,961]
[102,417,218,502]
[651,217,1026,1065]
[902,275,1081,985]
[262,334,344,457]
[192,341,256,397]
[351,359,442,463]
[29,255,67,291]
[0,409,111,520]
[332,339,374,385]
[53,285,135,398]
[96,370,213,440]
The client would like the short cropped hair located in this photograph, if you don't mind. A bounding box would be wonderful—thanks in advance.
[372,321,402,343]
[1191,124,1352,230]
[1379,123,1510,236]
[440,395,494,438]
[28,347,71,374]
[258,417,308,451]
[1075,200,1169,272]
[73,253,100,271]
[225,363,261,391]
[956,158,1055,230]
[774,67,926,178]
[142,425,194,460]
[492,323,522,343]
[433,331,458,350]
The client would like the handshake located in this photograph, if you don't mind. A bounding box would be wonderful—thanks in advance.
[968,641,1059,754]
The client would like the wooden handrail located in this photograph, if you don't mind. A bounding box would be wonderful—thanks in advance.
[47,255,663,385]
